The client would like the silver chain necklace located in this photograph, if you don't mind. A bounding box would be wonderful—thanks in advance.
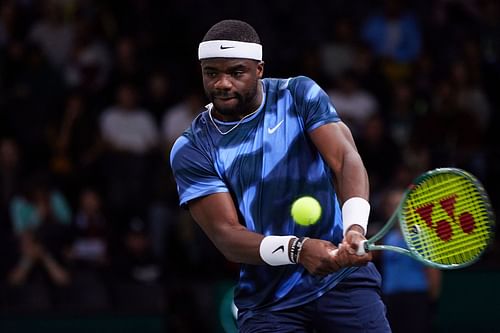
[208,104,261,135]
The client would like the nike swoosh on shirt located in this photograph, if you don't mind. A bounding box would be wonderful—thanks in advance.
[267,120,284,134]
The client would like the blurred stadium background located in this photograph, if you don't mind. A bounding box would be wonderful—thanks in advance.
[0,0,499,332]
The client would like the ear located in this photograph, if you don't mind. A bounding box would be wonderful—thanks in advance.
[256,61,265,79]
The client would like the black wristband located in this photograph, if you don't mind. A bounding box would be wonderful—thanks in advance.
[290,237,309,264]
[288,237,299,263]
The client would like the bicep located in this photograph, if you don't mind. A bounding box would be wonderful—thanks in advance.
[309,121,369,203]
[309,121,359,174]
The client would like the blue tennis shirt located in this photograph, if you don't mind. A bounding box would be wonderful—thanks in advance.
[170,76,360,312]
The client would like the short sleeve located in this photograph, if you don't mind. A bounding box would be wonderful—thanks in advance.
[288,76,340,132]
[170,135,228,206]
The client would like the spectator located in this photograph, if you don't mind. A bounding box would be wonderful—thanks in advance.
[350,41,392,111]
[356,113,402,199]
[111,217,164,312]
[68,188,109,267]
[379,187,442,333]
[99,82,159,222]
[47,91,104,202]
[319,17,357,82]
[63,16,111,97]
[100,82,159,155]
[6,230,71,311]
[449,58,491,131]
[144,69,175,123]
[10,173,72,235]
[0,138,23,231]
[327,69,378,138]
[361,0,422,82]
[161,89,205,151]
[0,1,17,48]
[2,42,64,170]
[6,173,73,311]
[386,80,422,147]
[107,35,144,96]
[28,1,74,69]
[65,187,111,311]
[361,0,422,64]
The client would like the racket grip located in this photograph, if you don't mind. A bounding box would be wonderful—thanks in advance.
[330,242,368,256]
[356,240,367,256]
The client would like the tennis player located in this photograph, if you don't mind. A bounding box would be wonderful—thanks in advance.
[170,19,390,332]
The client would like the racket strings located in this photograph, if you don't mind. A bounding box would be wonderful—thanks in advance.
[401,171,493,266]
[412,221,489,264]
[407,205,489,263]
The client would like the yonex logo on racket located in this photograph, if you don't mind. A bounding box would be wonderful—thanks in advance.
[415,194,476,241]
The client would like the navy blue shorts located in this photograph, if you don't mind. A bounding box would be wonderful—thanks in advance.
[237,266,391,333]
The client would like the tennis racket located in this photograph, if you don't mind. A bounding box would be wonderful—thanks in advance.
[345,168,495,269]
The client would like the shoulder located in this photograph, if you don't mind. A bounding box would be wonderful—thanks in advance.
[170,135,190,162]
[285,76,330,106]
[287,76,321,92]
[264,76,323,99]
[263,76,317,90]
[169,112,210,163]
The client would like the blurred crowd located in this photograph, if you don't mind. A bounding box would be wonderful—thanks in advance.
[1,0,499,331]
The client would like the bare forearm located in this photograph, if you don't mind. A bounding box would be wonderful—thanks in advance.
[201,222,265,264]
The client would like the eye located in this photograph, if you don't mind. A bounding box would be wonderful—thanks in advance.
[204,71,217,78]
[232,70,244,77]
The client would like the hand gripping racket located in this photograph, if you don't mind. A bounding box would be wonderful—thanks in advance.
[350,168,495,269]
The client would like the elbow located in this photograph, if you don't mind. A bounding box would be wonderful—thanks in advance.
[211,228,246,264]
[221,251,241,264]
[214,237,241,263]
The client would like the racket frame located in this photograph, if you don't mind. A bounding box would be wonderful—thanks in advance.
[362,168,495,269]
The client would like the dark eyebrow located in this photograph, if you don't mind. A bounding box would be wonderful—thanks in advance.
[202,63,249,72]
[227,64,248,70]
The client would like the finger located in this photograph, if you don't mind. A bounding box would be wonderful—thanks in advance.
[329,244,342,257]
[343,239,358,255]
[346,243,358,255]
[329,252,344,271]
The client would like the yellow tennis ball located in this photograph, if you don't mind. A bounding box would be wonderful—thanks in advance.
[291,196,322,226]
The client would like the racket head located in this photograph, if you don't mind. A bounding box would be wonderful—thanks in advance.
[398,168,495,269]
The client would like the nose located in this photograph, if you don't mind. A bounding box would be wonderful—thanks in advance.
[214,74,232,90]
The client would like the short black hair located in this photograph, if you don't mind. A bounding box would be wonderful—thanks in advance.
[202,19,261,44]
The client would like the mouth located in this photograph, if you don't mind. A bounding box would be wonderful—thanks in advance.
[214,95,236,101]
[213,96,239,106]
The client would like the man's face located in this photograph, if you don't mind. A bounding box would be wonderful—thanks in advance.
[201,58,263,118]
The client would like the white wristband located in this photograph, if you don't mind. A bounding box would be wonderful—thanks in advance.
[259,236,296,266]
[342,197,370,237]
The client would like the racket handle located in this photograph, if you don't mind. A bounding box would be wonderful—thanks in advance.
[330,241,368,256]
[356,240,367,256]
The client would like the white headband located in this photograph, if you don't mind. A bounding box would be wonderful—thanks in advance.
[198,40,262,61]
